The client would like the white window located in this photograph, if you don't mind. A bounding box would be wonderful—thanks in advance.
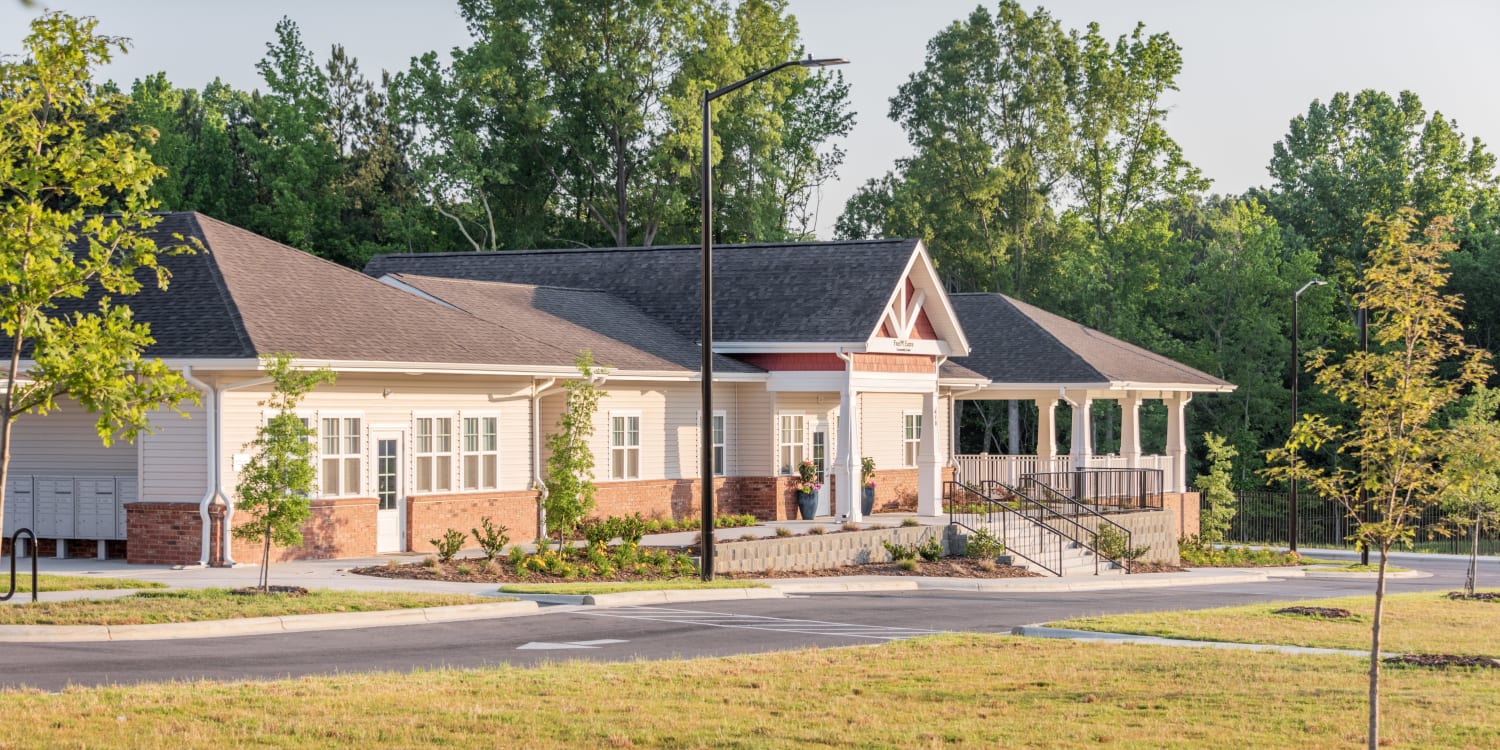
[903,412,922,468]
[611,413,640,480]
[320,416,362,496]
[462,415,499,491]
[414,416,454,493]
[778,414,805,475]
[712,412,727,477]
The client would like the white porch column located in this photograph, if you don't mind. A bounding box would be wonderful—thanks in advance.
[838,378,862,522]
[918,389,941,517]
[1036,399,1057,460]
[1164,393,1193,492]
[1120,394,1142,470]
[1068,393,1093,470]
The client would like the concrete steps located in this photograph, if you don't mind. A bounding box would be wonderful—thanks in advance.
[965,521,1123,578]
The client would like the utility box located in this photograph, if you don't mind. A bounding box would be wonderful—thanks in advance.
[33,477,75,539]
[2,475,33,537]
[74,478,117,540]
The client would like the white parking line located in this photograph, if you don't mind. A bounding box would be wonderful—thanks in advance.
[581,606,944,641]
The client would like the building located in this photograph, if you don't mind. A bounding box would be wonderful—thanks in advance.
[1,213,1231,565]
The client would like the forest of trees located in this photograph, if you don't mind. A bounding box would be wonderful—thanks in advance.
[94,0,1500,487]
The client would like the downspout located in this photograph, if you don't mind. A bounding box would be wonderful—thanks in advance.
[180,367,215,567]
[213,374,273,566]
[531,378,557,540]
[835,349,857,521]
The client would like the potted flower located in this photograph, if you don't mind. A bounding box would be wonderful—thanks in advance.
[860,457,876,516]
[795,459,822,520]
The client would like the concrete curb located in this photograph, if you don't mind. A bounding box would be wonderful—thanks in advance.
[0,600,541,643]
[1297,568,1430,580]
[582,588,784,607]
[924,570,1272,592]
[768,580,920,594]
[1010,624,1374,657]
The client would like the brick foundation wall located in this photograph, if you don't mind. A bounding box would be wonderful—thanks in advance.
[408,490,539,552]
[228,497,379,564]
[125,502,204,565]
[1162,492,1200,539]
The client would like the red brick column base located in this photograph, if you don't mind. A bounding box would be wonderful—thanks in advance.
[125,502,204,565]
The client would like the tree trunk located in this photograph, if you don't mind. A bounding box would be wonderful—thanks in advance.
[1468,517,1481,597]
[1367,550,1389,750]
[0,337,23,535]
[1007,400,1020,455]
[261,524,272,592]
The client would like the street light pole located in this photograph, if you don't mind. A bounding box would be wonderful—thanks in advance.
[1289,279,1326,553]
[700,55,847,581]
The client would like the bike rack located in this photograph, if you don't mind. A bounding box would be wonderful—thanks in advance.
[0,528,38,603]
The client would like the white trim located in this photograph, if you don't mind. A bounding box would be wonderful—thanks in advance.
[865,242,972,356]
[607,410,642,481]
[776,411,808,476]
[315,411,365,499]
[412,413,458,494]
[710,342,866,354]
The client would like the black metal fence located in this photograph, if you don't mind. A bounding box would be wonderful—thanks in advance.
[1205,489,1500,555]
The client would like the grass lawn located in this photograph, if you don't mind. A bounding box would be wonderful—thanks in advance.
[2,574,166,594]
[0,588,493,626]
[1052,590,1500,656]
[0,635,1495,748]
[498,580,769,595]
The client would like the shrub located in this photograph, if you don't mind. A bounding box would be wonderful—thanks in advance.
[900,518,920,528]
[896,558,919,572]
[775,526,792,538]
[579,517,615,547]
[471,517,510,562]
[1095,526,1149,562]
[455,563,473,576]
[842,521,860,532]
[738,532,758,541]
[965,528,1006,559]
[422,556,439,568]
[479,559,500,576]
[615,513,649,545]
[808,526,826,535]
[882,539,917,561]
[917,536,943,562]
[430,528,468,563]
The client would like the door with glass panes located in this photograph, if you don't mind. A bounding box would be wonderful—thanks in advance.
[374,431,405,552]
[812,422,831,516]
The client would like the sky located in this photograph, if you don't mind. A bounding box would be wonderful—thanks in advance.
[5,0,1500,238]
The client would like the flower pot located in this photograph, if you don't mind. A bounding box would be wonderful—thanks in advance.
[797,490,818,520]
[861,486,875,516]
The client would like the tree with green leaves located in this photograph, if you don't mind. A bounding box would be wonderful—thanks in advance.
[1193,433,1237,545]
[232,355,335,592]
[0,12,198,533]
[1264,210,1491,750]
[1436,385,1500,597]
[543,351,603,547]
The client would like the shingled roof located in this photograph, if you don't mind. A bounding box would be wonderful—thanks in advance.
[1,213,726,373]
[383,274,758,374]
[949,294,1232,390]
[365,238,922,344]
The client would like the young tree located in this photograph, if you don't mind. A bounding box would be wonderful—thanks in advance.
[0,13,197,532]
[1193,432,1237,545]
[543,351,603,548]
[1436,385,1500,597]
[1264,210,1491,750]
[232,355,335,592]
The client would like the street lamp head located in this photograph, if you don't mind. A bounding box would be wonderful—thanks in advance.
[798,56,850,67]
[1295,278,1328,298]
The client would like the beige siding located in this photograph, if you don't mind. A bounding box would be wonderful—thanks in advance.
[859,393,924,471]
[9,397,138,478]
[220,374,536,502]
[735,384,775,475]
[140,399,208,504]
[772,393,839,476]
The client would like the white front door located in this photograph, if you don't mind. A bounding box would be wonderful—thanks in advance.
[375,432,404,553]
[812,423,830,517]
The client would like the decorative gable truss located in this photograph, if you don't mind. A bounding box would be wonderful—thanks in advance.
[866,242,970,358]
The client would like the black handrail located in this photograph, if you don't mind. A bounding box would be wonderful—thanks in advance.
[1023,468,1163,510]
[946,480,1063,576]
[1016,476,1135,572]
[1,528,38,603]
[978,479,1104,576]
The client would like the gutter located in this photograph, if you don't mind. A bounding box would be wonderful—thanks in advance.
[531,377,558,539]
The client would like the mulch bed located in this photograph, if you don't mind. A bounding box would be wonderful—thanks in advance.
[1124,562,1188,574]
[348,561,681,585]
[229,585,308,596]
[1273,606,1355,619]
[1385,653,1500,669]
[1447,591,1500,602]
[728,557,1040,579]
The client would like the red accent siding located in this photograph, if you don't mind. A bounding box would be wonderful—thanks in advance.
[734,353,844,371]
[913,308,938,340]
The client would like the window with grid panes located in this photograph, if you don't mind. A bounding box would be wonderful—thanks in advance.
[778,414,805,475]
[320,417,362,496]
[462,416,498,490]
[903,413,922,468]
[611,414,640,480]
[414,417,453,493]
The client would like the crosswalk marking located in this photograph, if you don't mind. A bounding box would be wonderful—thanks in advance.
[580,606,943,641]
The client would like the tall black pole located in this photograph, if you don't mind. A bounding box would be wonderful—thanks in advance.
[700,89,715,581]
[1290,293,1300,553]
[696,56,846,582]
